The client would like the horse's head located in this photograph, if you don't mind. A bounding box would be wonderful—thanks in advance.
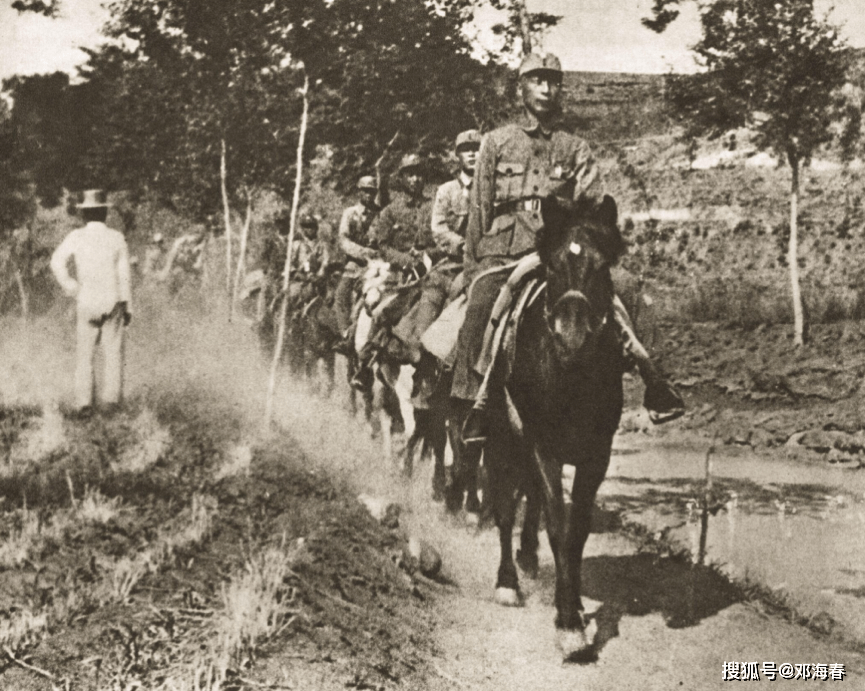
[536,194,625,364]
[361,259,398,312]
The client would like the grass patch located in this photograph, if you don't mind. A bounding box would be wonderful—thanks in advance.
[214,544,297,670]
[0,506,42,568]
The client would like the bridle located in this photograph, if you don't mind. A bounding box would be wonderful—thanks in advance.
[541,238,611,341]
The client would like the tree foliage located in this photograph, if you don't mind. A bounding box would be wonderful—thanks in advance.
[10,0,58,17]
[486,0,562,57]
[658,0,851,346]
[0,99,34,237]
[666,0,849,164]
[81,0,511,203]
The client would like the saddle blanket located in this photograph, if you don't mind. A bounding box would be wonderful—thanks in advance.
[420,293,467,363]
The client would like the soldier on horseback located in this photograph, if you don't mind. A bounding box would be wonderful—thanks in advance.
[349,155,436,384]
[453,52,684,444]
[388,133,481,364]
[334,175,381,351]
[369,154,435,268]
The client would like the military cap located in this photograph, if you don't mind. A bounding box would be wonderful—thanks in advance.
[398,154,424,173]
[455,129,481,151]
[518,52,563,78]
[77,189,111,208]
[298,212,318,229]
[357,175,378,191]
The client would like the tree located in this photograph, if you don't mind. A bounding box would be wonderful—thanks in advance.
[0,96,43,319]
[486,0,562,56]
[10,0,58,16]
[653,0,849,346]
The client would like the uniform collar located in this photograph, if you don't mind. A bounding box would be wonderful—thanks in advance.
[404,190,428,207]
[458,170,473,189]
[520,108,561,137]
[85,220,107,229]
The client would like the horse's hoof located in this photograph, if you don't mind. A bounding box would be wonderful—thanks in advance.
[556,619,598,663]
[515,549,539,579]
[494,587,522,607]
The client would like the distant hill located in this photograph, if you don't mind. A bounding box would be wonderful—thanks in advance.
[561,71,671,143]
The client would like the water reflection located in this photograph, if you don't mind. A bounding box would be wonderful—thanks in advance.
[599,466,865,643]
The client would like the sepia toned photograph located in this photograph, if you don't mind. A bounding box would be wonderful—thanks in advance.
[1,0,864,687]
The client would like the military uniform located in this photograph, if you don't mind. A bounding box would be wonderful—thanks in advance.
[334,196,379,334]
[400,134,480,362]
[452,112,601,400]
[50,190,132,410]
[431,170,472,257]
[369,190,435,267]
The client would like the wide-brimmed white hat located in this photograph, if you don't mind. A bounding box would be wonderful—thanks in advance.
[76,189,111,209]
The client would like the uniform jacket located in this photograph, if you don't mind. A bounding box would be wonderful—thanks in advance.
[50,221,132,322]
[337,202,378,264]
[464,112,601,274]
[370,191,434,268]
[291,234,330,278]
[431,171,472,255]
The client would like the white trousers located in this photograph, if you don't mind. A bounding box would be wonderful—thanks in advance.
[75,304,125,409]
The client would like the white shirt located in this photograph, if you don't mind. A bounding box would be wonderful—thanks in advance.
[50,221,132,321]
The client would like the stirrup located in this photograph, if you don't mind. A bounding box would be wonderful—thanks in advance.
[648,407,685,425]
[461,407,489,446]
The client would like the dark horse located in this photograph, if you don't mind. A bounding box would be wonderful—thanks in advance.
[485,194,625,662]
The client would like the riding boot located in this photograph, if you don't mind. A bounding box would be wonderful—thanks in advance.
[332,332,353,356]
[351,355,375,391]
[613,295,685,424]
[461,358,498,445]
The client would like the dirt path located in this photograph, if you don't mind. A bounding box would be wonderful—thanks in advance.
[392,440,865,690]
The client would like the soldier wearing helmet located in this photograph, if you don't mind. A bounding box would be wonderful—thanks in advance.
[389,131,482,366]
[142,232,166,279]
[333,175,383,340]
[454,52,684,447]
[368,154,435,268]
[431,129,481,258]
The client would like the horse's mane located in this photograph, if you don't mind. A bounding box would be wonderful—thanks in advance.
[538,195,626,265]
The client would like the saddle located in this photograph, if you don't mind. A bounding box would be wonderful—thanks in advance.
[475,253,544,376]
[419,255,544,369]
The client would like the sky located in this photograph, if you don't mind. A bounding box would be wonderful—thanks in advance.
[1,0,865,81]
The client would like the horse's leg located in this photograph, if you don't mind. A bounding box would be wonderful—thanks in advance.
[487,426,523,606]
[429,405,448,503]
[516,472,542,579]
[402,415,424,479]
[373,376,392,462]
[554,433,613,662]
[444,399,469,513]
[323,351,335,399]
[531,443,568,621]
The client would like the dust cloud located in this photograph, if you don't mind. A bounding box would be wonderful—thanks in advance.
[0,282,483,589]
[0,284,409,496]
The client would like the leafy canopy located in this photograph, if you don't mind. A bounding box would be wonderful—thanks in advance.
[665,0,849,164]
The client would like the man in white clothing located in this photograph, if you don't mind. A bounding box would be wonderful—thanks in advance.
[50,189,132,412]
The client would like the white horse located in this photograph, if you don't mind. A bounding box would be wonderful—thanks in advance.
[354,260,416,463]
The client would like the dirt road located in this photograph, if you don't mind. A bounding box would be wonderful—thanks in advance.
[391,439,865,690]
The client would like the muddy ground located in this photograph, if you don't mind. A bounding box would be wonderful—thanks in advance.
[1,303,864,690]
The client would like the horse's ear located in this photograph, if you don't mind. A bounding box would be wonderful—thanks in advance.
[592,195,626,264]
[599,195,618,228]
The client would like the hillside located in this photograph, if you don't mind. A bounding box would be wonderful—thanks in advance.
[563,71,670,142]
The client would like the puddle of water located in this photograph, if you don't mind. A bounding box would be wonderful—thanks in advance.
[600,442,865,644]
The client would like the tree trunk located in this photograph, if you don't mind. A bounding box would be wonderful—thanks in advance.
[220,138,233,296]
[517,0,532,54]
[230,191,253,323]
[12,264,29,321]
[264,71,310,428]
[374,130,400,210]
[788,157,805,347]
